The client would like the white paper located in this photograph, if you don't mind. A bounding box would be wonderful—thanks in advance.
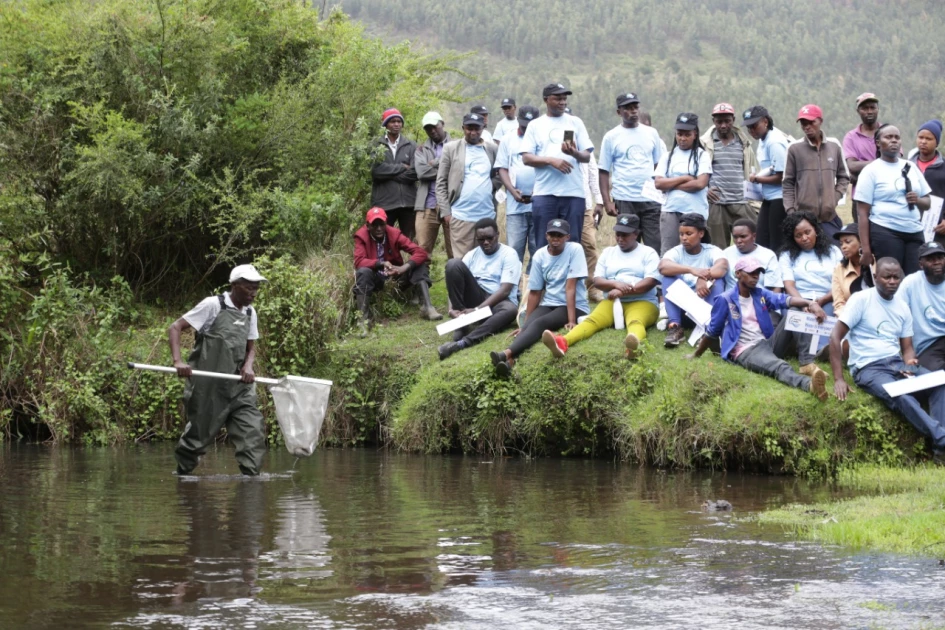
[688,325,705,346]
[613,299,625,330]
[922,195,944,243]
[744,180,763,201]
[664,280,712,327]
[883,370,945,398]
[783,311,837,338]
[494,189,507,205]
[436,306,493,336]
[642,179,666,204]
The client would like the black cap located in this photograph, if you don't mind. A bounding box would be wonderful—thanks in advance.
[833,223,860,240]
[546,218,571,234]
[470,104,489,115]
[678,213,707,230]
[742,105,768,126]
[674,112,699,131]
[919,241,945,258]
[542,83,572,98]
[616,92,640,107]
[462,113,486,127]
[501,98,516,107]
[517,105,540,125]
[614,214,641,233]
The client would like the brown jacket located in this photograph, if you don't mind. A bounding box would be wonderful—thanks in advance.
[782,133,850,222]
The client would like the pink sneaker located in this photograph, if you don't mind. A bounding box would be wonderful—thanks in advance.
[542,329,568,358]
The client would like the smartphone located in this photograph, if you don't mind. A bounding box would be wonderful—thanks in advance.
[563,130,574,143]
[520,195,532,204]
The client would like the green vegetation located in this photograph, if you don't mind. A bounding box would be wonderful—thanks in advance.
[757,465,945,556]
[342,0,945,147]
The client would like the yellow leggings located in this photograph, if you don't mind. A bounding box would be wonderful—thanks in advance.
[564,299,659,347]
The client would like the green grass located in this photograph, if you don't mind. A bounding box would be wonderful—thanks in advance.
[757,465,945,556]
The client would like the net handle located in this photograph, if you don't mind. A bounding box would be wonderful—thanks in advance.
[127,362,280,385]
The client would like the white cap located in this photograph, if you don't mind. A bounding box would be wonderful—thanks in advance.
[421,111,444,127]
[229,264,267,283]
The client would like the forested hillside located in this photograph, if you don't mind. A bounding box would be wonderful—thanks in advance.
[341,0,945,147]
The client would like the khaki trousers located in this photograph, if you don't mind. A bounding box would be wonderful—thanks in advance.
[708,202,757,248]
[415,209,453,258]
[450,217,478,260]
[581,206,599,289]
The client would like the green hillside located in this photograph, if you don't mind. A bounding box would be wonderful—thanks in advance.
[340,0,945,148]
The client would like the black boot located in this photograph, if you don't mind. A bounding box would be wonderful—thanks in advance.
[418,283,442,321]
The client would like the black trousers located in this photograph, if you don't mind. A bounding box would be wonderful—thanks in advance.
[509,304,587,358]
[385,207,416,240]
[757,198,786,252]
[444,259,517,345]
[918,336,945,372]
[354,263,430,297]
[869,222,923,275]
[614,200,662,250]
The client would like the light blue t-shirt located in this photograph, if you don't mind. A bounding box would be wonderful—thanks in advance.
[495,133,534,216]
[528,241,589,314]
[594,243,661,305]
[599,124,664,202]
[654,148,713,217]
[493,117,518,143]
[462,243,523,306]
[450,144,494,223]
[519,113,594,199]
[661,243,725,289]
[778,246,843,299]
[723,244,783,291]
[757,128,789,201]
[853,158,931,233]
[898,270,945,355]
[840,287,913,372]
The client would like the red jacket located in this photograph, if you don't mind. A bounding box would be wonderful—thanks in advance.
[353,224,429,270]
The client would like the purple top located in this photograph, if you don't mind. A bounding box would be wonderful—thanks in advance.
[425,142,444,209]
[843,124,879,197]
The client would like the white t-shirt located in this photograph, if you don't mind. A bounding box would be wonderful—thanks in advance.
[519,113,594,198]
[732,294,766,358]
[462,243,523,306]
[528,242,589,314]
[661,243,725,289]
[840,288,913,372]
[598,124,664,202]
[182,292,259,340]
[723,244,783,291]
[779,247,843,299]
[854,158,931,233]
[654,148,713,217]
[493,117,518,143]
[594,243,661,305]
[898,271,945,355]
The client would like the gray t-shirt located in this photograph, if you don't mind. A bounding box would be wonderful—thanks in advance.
[711,134,745,204]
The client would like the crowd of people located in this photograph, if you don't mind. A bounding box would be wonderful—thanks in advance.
[348,84,945,463]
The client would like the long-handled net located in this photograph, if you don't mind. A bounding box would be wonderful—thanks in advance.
[128,363,332,457]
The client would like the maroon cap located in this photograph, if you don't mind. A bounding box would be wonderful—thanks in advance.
[366,207,388,223]
[797,104,823,121]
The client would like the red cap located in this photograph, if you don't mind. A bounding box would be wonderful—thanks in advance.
[796,104,823,121]
[366,207,387,223]
[711,102,735,116]
[381,108,404,127]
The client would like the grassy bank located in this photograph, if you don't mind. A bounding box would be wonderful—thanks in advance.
[756,465,945,556]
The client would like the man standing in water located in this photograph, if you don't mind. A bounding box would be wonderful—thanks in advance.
[169,264,268,476]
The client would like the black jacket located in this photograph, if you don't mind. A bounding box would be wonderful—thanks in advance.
[910,151,945,243]
[371,136,418,210]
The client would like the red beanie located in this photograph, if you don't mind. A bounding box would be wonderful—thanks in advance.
[381,108,404,127]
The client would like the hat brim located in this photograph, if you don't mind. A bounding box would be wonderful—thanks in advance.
[742,116,764,126]
[613,225,638,234]
[857,98,879,107]
[736,266,765,274]
[501,103,515,108]
[712,111,736,117]
[545,90,572,97]
[462,120,486,128]
[919,249,945,258]
[674,123,698,131]
[616,98,640,107]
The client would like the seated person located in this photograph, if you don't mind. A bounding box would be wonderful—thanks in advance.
[490,218,588,377]
[542,214,660,360]
[438,218,521,360]
[689,257,829,401]
[898,241,945,371]
[722,219,781,292]
[353,207,442,332]
[658,213,728,348]
[830,257,945,463]
[832,222,866,316]
[774,210,843,374]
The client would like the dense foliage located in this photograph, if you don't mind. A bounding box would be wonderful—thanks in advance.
[342,0,945,146]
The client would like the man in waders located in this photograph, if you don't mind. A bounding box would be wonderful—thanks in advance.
[169,264,267,476]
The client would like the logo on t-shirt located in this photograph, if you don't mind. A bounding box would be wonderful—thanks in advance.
[625,145,649,163]
[925,305,945,325]
[875,320,893,336]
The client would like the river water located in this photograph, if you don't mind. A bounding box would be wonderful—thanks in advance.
[0,445,942,629]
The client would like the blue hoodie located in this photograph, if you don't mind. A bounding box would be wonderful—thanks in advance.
[705,285,791,360]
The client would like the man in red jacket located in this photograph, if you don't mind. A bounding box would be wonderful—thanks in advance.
[354,207,442,332]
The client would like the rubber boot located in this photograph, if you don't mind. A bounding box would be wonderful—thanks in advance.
[355,292,371,337]
[417,283,442,321]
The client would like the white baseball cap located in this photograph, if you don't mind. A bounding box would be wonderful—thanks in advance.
[229,264,267,283]
[421,111,444,127]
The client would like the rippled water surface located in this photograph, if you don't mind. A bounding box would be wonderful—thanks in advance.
[0,445,942,629]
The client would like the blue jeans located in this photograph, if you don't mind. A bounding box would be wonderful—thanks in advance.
[531,195,585,248]
[506,212,537,273]
[853,356,945,450]
[661,277,724,327]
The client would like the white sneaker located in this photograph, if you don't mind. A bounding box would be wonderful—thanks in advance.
[658,302,667,320]
[656,318,668,331]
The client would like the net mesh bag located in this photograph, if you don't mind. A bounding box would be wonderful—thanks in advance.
[268,376,332,457]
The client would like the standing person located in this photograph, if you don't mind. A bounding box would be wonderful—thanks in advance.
[702,102,759,248]
[855,125,931,275]
[898,242,945,371]
[354,207,442,327]
[520,83,594,249]
[722,219,782,292]
[471,105,494,144]
[743,105,790,251]
[436,113,500,259]
[830,257,945,463]
[843,93,881,200]
[831,223,866,316]
[658,213,728,348]
[493,98,518,144]
[654,113,713,255]
[689,257,829,401]
[490,218,588,377]
[438,218,521,360]
[581,149,605,302]
[169,264,268,476]
[599,92,665,249]
[414,112,452,257]
[783,104,850,239]
[496,105,540,269]
[371,108,418,239]
[541,214,660,360]
[909,120,945,244]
